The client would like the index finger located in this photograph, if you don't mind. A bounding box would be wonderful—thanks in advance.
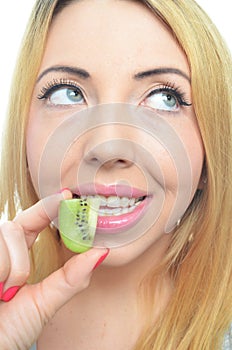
[13,189,72,247]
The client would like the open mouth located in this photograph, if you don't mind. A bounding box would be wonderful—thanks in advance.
[72,192,150,233]
[72,193,146,216]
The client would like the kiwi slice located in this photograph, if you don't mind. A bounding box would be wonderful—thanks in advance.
[59,197,100,253]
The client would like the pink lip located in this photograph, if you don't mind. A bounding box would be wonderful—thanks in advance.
[96,197,151,234]
[71,183,151,234]
[73,183,147,198]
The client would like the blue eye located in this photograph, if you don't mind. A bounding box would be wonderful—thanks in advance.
[146,91,178,111]
[143,87,191,112]
[49,87,84,105]
[37,80,85,106]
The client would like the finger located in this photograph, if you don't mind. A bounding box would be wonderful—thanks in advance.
[13,189,72,248]
[1,221,30,291]
[33,248,109,320]
[0,224,11,282]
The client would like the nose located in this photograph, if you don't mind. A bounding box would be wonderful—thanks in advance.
[84,138,135,170]
[77,103,139,172]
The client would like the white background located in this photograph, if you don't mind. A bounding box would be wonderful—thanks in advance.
[0,1,231,134]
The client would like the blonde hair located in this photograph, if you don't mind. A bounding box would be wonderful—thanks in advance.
[0,0,231,349]
[0,0,62,278]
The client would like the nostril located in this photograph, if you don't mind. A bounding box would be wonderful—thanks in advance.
[102,158,133,169]
[84,140,135,167]
[91,157,98,162]
[117,159,128,166]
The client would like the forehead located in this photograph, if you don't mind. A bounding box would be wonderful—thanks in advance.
[40,0,190,76]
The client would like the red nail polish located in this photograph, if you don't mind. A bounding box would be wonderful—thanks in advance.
[2,286,21,302]
[0,282,4,298]
[93,249,110,270]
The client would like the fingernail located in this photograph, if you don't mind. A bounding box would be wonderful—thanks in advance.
[2,286,21,302]
[93,249,110,270]
[57,188,71,194]
[0,282,4,298]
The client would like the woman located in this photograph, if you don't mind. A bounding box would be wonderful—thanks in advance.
[0,0,231,349]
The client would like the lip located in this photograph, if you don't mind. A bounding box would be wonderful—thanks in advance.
[96,196,151,234]
[71,183,151,234]
[72,183,148,198]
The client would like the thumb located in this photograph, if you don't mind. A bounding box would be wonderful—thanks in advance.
[33,248,109,321]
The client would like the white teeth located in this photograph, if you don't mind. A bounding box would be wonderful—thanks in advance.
[78,194,145,216]
[98,205,136,216]
[98,207,122,216]
[120,197,130,208]
[121,207,129,214]
[107,196,121,208]
[98,195,107,206]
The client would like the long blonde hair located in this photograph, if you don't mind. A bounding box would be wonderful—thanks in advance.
[0,0,231,349]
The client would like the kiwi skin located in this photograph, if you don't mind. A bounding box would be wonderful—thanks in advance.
[59,197,100,253]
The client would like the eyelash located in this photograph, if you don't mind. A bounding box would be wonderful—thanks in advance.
[37,78,82,100]
[146,82,191,107]
[37,79,191,109]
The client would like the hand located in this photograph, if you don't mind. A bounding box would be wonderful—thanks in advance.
[0,190,108,350]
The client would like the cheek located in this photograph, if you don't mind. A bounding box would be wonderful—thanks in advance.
[189,144,204,191]
[144,116,204,231]
[26,111,58,196]
[26,119,43,193]
[179,123,204,193]
[139,121,203,192]
[156,113,204,195]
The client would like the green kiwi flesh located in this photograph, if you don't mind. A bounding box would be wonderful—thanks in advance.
[59,197,100,253]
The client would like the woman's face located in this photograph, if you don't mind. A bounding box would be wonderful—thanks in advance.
[27,0,204,265]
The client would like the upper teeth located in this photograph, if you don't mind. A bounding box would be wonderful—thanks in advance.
[80,195,143,208]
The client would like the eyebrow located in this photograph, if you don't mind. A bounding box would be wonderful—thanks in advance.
[133,67,190,83]
[36,65,190,84]
[36,65,90,83]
